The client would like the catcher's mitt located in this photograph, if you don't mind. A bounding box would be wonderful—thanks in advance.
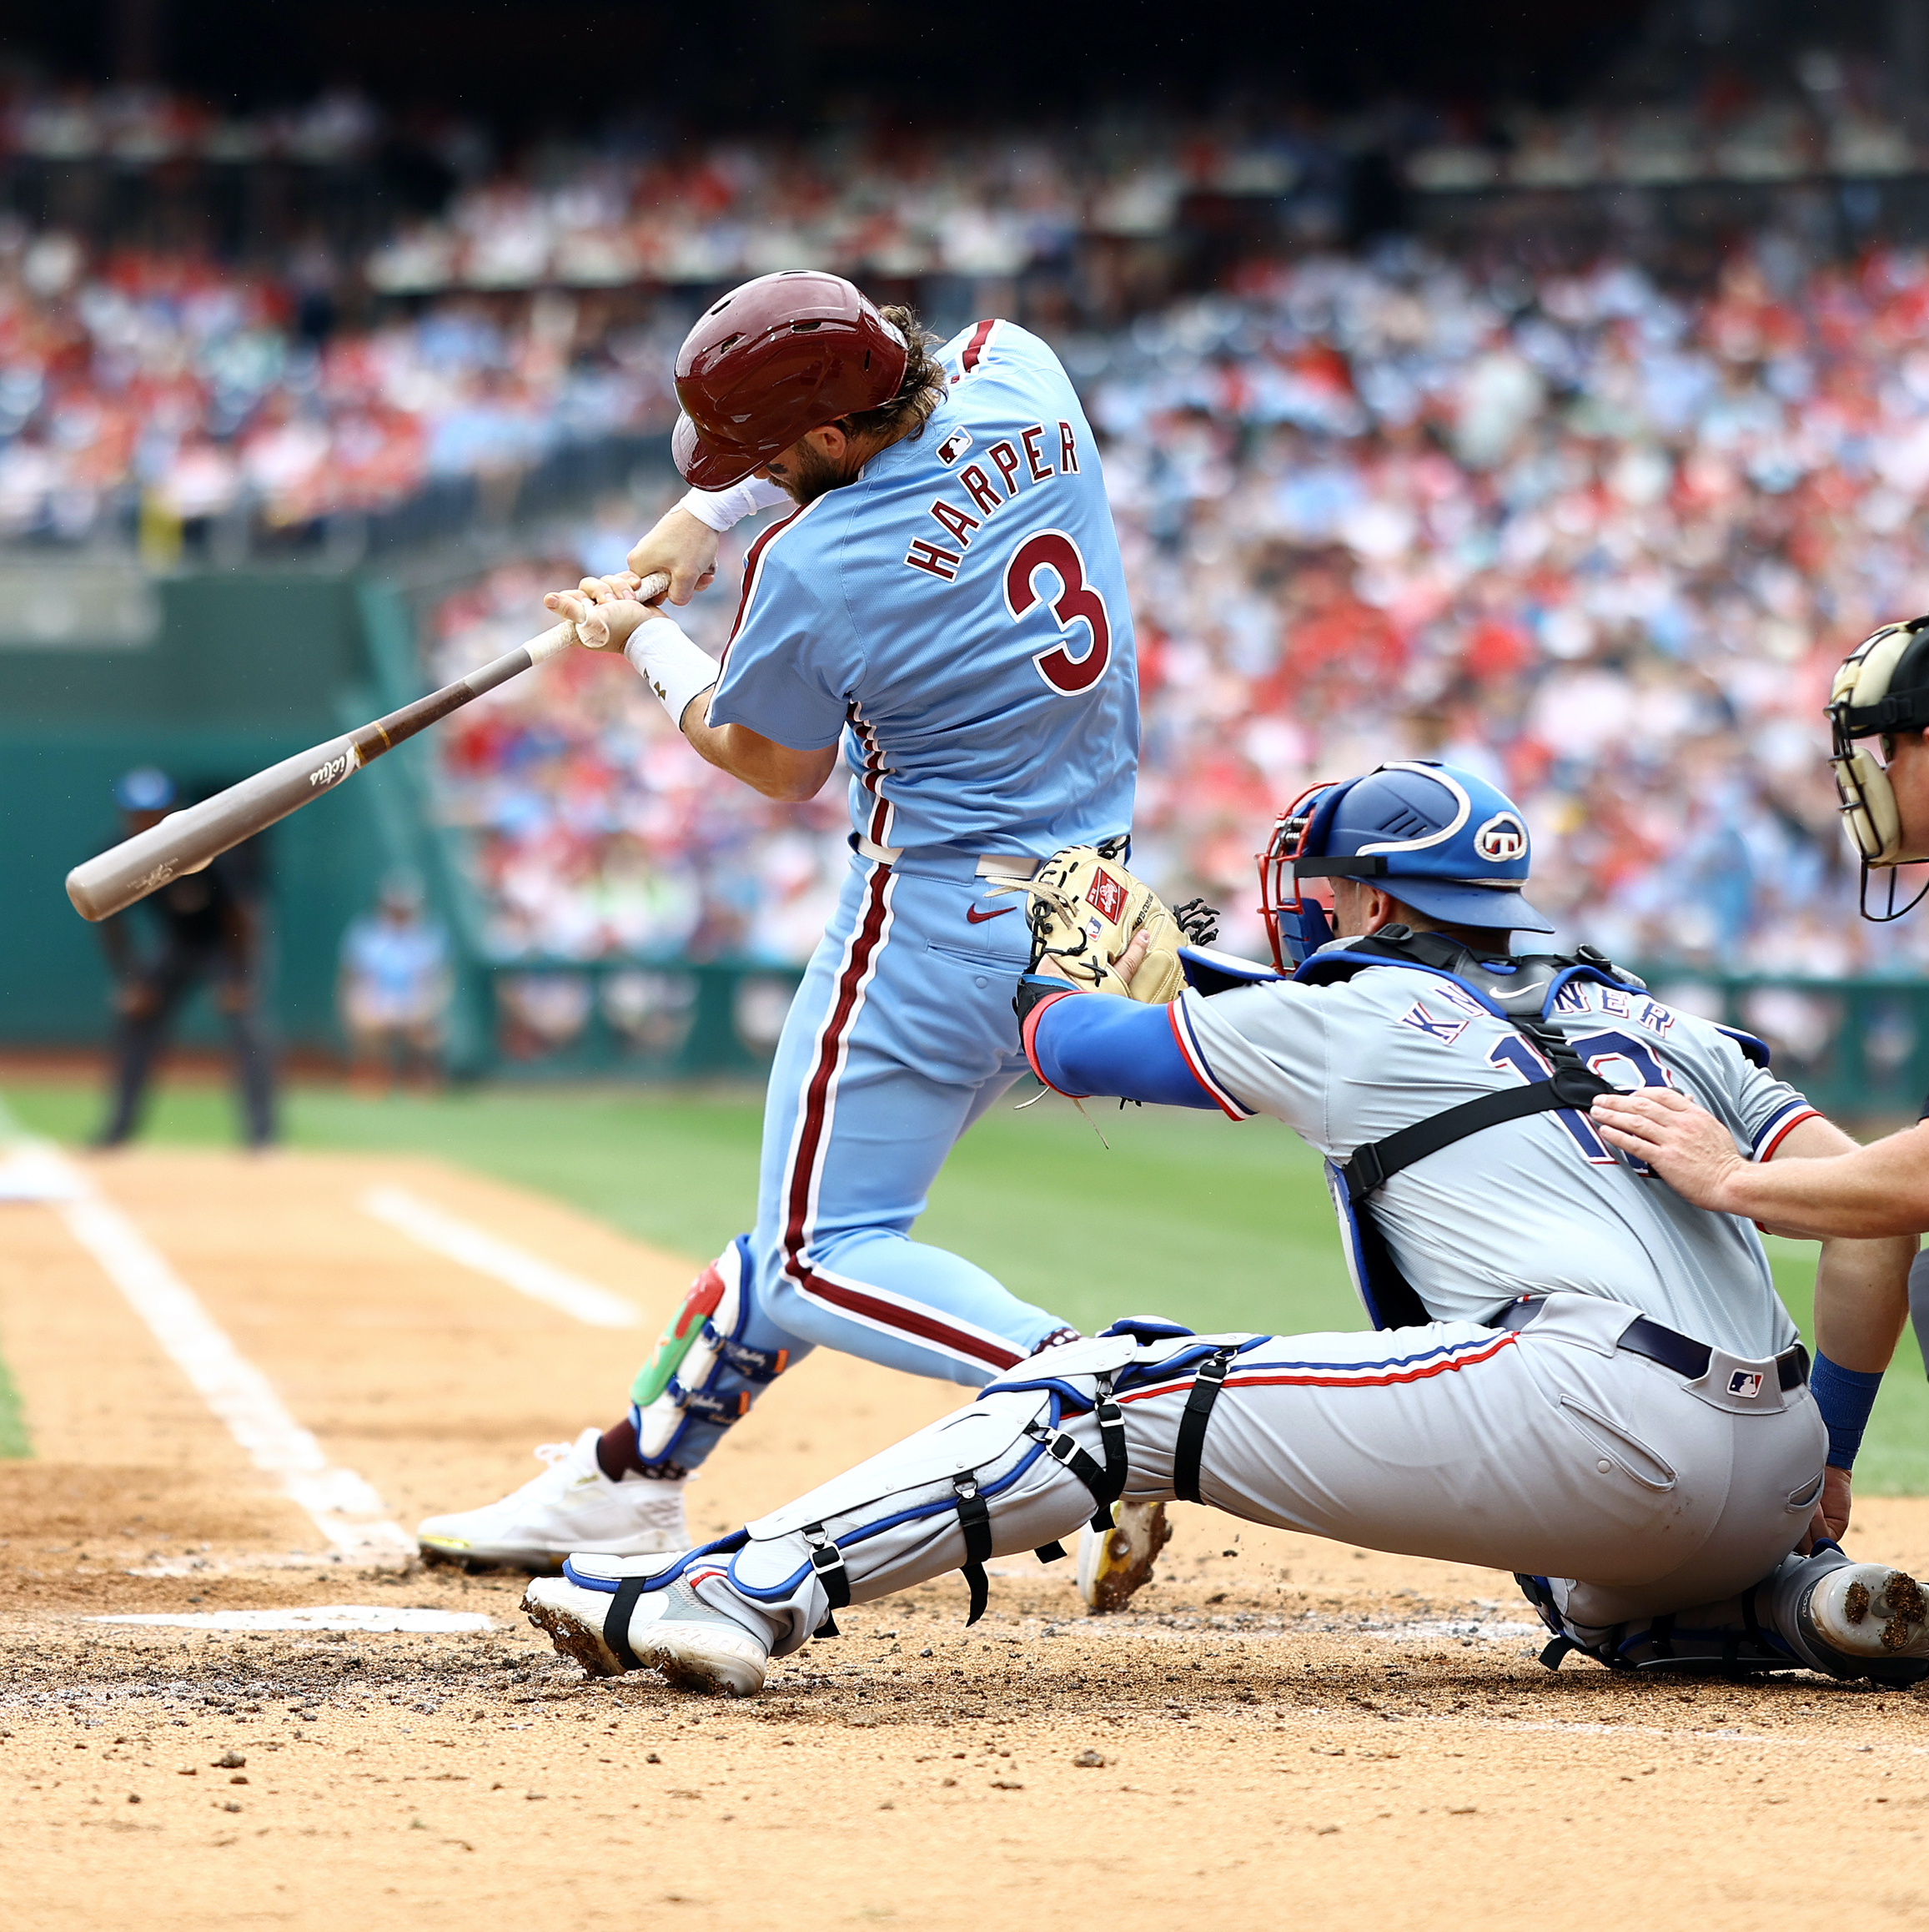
[1007,842,1218,1004]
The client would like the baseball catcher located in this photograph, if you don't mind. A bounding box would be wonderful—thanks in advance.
[522,761,1927,1694]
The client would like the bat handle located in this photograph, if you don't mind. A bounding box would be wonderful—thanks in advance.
[565,571,673,652]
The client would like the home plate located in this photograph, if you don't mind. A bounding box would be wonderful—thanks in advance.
[89,1605,495,1633]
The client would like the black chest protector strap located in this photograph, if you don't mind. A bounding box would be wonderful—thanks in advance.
[1332,938,1621,1203]
[1344,1054,1615,1200]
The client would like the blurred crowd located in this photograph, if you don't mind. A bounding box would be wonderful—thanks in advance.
[13,70,1929,985]
[8,58,1929,546]
[1405,51,1922,193]
[428,531,851,972]
[0,224,682,541]
[425,232,1929,984]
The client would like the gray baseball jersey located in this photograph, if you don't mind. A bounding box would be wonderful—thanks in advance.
[1176,964,1818,1361]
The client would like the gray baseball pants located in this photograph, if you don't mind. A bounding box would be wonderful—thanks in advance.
[678,1292,1837,1672]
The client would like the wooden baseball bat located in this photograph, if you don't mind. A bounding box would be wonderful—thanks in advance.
[65,574,670,923]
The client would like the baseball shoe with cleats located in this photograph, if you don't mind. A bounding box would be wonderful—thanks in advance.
[416,1426,686,1572]
[524,1558,770,1697]
[1800,1563,1929,1680]
[1077,1499,1173,1613]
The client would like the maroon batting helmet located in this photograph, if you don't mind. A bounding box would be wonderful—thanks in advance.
[671,270,911,490]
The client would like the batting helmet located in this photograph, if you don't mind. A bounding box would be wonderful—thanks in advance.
[1258,761,1554,969]
[671,270,911,491]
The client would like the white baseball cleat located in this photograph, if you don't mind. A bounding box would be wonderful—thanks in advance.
[524,1560,770,1697]
[1803,1563,1929,1663]
[417,1427,687,1572]
[1077,1499,1173,1613]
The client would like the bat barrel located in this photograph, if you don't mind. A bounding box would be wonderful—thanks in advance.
[63,608,630,923]
[64,733,360,922]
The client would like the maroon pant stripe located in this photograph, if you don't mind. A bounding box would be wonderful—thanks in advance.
[780,863,1020,1373]
[781,863,892,1275]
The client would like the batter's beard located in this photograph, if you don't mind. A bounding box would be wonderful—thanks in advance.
[778,442,860,506]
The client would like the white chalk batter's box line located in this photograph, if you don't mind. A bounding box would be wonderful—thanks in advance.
[87,1605,494,1634]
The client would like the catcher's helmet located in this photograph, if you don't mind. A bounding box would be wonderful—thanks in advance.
[1258,761,1553,969]
[671,270,911,490]
[1828,615,1929,917]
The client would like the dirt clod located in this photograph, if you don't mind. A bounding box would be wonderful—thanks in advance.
[1844,1582,1871,1625]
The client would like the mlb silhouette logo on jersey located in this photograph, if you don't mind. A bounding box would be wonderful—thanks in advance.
[1727,1369,1764,1399]
[1086,869,1128,923]
[937,429,973,465]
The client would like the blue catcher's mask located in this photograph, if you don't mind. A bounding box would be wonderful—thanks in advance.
[1257,761,1554,969]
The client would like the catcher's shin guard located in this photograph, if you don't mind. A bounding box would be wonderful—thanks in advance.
[629,1238,789,1473]
[624,1326,1221,1658]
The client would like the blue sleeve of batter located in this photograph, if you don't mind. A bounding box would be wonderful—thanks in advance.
[1032,994,1219,1109]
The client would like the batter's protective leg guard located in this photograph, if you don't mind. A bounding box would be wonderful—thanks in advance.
[626,1238,790,1476]
[571,1326,1238,1660]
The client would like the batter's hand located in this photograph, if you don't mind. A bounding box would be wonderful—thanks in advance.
[544,575,658,652]
[626,507,719,606]
[1590,1087,1746,1211]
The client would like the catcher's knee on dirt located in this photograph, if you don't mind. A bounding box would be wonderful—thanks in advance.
[626,1238,790,1475]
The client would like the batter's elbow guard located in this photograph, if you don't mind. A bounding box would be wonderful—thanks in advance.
[628,1238,787,1471]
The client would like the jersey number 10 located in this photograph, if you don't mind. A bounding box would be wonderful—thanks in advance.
[1004,530,1113,696]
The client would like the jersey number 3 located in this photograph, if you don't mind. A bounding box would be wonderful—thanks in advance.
[1005,530,1112,695]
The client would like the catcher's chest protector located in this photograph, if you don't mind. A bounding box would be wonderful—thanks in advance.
[1294,931,1649,1330]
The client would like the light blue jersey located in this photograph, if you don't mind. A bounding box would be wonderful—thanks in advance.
[706,319,1139,856]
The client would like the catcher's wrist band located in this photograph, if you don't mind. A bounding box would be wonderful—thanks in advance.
[624,615,721,727]
[1811,1351,1881,1471]
[679,477,790,532]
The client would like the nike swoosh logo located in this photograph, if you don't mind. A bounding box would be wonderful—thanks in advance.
[966,905,1013,924]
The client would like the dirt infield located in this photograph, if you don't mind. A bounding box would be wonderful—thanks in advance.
[1,1149,1926,1931]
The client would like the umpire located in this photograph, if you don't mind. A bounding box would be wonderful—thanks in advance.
[93,767,277,1149]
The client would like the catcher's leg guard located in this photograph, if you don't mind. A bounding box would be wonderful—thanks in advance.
[627,1238,790,1475]
[587,1326,1235,1659]
[1521,1547,1927,1683]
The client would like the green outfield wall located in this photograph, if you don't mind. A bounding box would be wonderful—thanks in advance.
[0,571,465,1060]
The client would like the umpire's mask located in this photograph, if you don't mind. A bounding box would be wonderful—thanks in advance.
[1829,616,1929,919]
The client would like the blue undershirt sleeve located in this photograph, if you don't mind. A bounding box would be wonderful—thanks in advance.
[1030,994,1220,1109]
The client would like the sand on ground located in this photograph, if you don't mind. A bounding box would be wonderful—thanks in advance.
[0,1148,1924,1931]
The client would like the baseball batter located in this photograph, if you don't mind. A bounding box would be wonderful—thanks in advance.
[522,762,1928,1694]
[419,272,1143,1573]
